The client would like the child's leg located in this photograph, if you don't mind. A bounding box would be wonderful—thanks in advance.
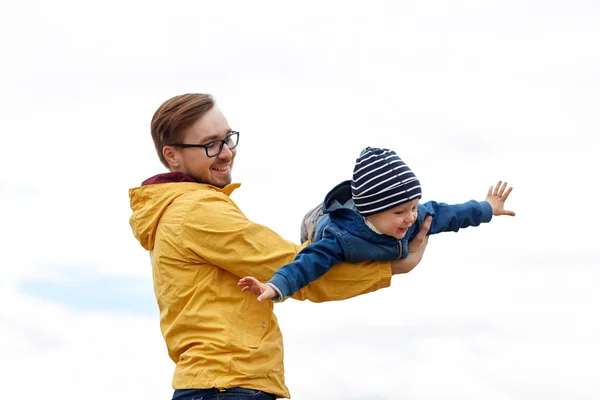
[300,203,324,244]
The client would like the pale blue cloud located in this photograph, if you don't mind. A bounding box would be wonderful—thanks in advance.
[19,272,157,316]
[0,181,39,197]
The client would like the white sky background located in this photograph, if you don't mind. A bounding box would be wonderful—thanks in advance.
[1,0,599,399]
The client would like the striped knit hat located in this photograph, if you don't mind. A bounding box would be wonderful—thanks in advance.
[352,147,422,217]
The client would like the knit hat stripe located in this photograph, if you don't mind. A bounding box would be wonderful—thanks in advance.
[353,177,420,199]
[354,160,404,176]
[352,168,413,193]
[357,191,422,215]
[354,149,396,166]
[351,147,422,217]
[353,184,422,205]
[356,151,398,167]
[353,160,408,184]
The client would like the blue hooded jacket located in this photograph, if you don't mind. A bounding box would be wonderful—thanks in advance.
[268,180,493,300]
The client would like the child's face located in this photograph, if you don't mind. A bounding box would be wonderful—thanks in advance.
[366,199,419,240]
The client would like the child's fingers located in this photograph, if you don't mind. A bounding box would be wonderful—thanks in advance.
[503,209,516,217]
[239,276,257,285]
[499,181,507,196]
[493,181,502,196]
[501,186,513,201]
[488,185,493,197]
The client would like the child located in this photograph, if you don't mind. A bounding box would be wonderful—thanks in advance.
[238,147,515,302]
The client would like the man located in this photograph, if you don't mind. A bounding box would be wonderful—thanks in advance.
[129,93,431,400]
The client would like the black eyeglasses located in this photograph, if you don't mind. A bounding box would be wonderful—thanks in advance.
[170,131,239,157]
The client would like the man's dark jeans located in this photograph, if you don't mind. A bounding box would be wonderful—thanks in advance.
[173,387,276,400]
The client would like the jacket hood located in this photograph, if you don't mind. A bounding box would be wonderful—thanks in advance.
[323,180,354,213]
[141,171,195,186]
[128,172,239,251]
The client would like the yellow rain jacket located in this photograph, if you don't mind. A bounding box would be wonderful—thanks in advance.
[129,172,392,398]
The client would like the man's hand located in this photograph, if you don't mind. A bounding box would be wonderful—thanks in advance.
[486,181,516,216]
[238,276,277,302]
[391,215,432,275]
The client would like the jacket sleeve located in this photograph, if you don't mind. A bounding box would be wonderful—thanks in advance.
[268,236,345,299]
[182,193,391,302]
[407,200,493,241]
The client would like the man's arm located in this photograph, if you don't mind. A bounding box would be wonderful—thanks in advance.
[182,193,391,301]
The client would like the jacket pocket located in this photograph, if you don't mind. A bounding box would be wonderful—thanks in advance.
[240,297,271,348]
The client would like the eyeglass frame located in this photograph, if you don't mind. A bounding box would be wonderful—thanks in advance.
[169,131,240,158]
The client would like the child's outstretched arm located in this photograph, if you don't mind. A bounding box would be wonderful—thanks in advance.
[238,276,280,302]
[408,181,515,240]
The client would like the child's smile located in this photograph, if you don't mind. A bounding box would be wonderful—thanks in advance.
[367,198,420,240]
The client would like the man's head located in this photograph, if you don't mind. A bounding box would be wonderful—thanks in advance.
[150,93,237,188]
[352,147,422,239]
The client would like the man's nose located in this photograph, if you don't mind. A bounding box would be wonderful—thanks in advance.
[217,143,233,159]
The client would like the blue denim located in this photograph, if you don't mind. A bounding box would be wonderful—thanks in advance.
[172,387,276,400]
[268,180,493,299]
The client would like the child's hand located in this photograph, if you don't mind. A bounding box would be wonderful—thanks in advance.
[238,276,277,302]
[486,181,516,217]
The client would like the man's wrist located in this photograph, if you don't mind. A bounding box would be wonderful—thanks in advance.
[391,258,415,275]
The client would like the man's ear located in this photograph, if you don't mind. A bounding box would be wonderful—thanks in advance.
[162,145,180,169]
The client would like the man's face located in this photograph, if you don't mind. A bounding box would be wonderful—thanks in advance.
[366,198,420,240]
[167,107,237,188]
